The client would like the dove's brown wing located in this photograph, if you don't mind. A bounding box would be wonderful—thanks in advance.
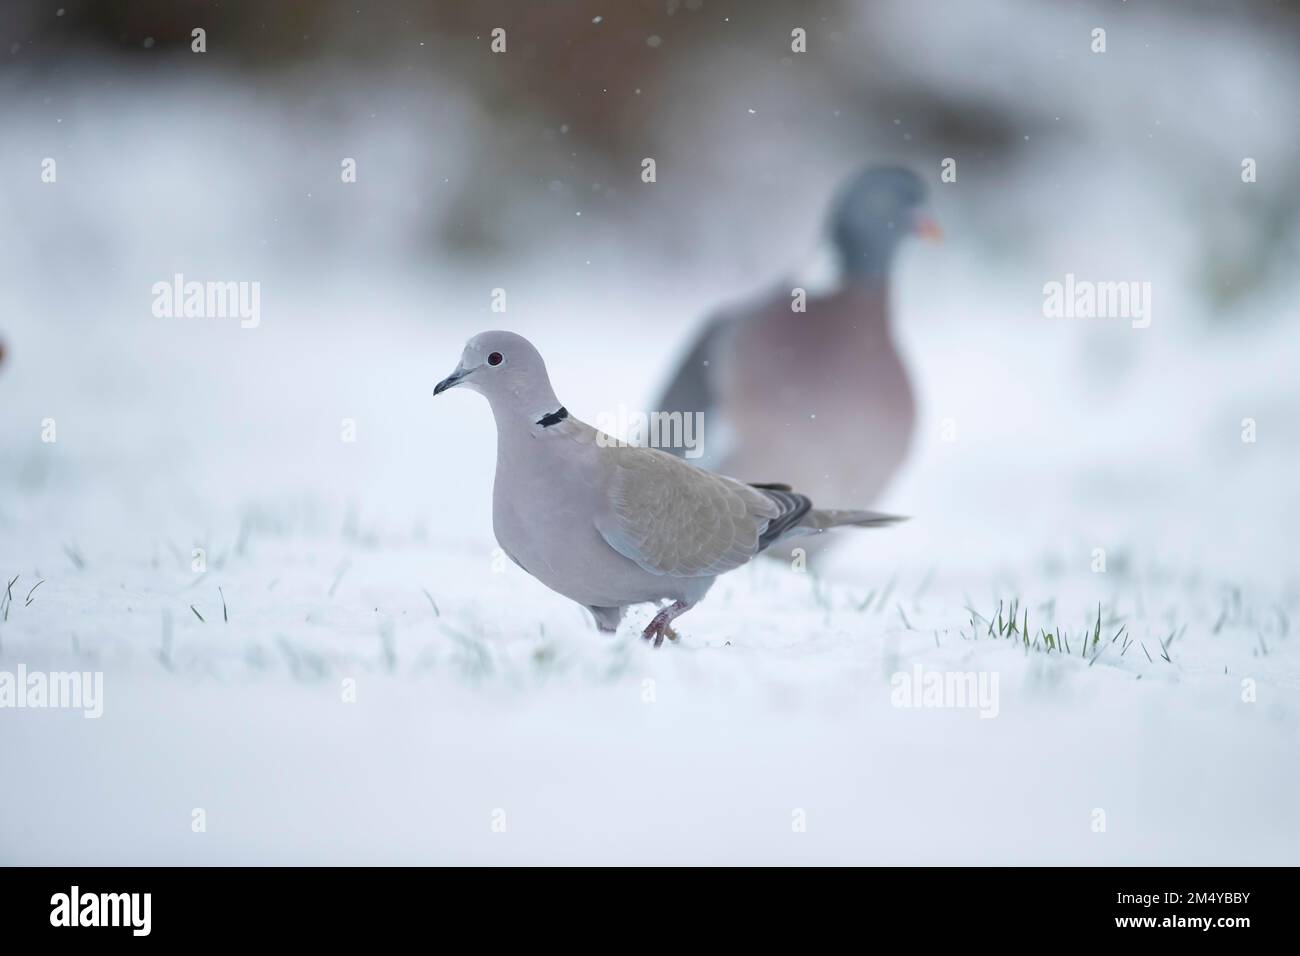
[593,445,806,577]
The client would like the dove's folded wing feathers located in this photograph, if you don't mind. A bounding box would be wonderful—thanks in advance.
[594,445,796,577]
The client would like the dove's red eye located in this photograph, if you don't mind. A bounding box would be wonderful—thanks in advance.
[487,352,503,366]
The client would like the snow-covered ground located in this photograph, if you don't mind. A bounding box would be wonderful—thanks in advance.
[3,1,1299,864]
[4,517,1298,865]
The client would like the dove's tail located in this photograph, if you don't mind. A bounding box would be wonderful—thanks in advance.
[801,508,908,533]
[750,484,907,548]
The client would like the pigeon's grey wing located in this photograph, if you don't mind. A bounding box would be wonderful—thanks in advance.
[653,313,735,432]
[594,446,796,577]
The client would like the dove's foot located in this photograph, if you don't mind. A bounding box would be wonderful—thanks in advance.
[587,605,625,634]
[642,600,689,648]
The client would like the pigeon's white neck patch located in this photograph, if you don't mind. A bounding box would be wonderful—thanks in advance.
[792,238,844,297]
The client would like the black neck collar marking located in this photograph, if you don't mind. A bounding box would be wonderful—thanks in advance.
[535,406,569,428]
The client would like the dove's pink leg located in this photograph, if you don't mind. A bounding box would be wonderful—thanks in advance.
[642,600,690,648]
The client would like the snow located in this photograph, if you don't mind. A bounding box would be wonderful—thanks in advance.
[4,542,1296,864]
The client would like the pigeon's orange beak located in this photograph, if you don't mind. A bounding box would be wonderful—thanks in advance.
[911,211,943,242]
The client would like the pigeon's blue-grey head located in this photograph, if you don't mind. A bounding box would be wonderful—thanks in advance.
[434,330,563,422]
[829,166,939,280]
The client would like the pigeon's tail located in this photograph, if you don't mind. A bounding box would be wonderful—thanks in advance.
[801,508,908,533]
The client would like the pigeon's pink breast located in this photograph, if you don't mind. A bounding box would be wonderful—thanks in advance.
[714,285,916,509]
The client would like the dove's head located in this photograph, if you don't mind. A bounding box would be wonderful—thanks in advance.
[434,330,561,420]
[829,166,939,280]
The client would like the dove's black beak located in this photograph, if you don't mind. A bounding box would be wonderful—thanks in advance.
[434,367,469,396]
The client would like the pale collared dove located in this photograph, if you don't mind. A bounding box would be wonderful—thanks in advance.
[653,166,937,558]
[433,331,904,645]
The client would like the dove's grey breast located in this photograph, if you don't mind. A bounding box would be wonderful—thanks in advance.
[489,418,713,610]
